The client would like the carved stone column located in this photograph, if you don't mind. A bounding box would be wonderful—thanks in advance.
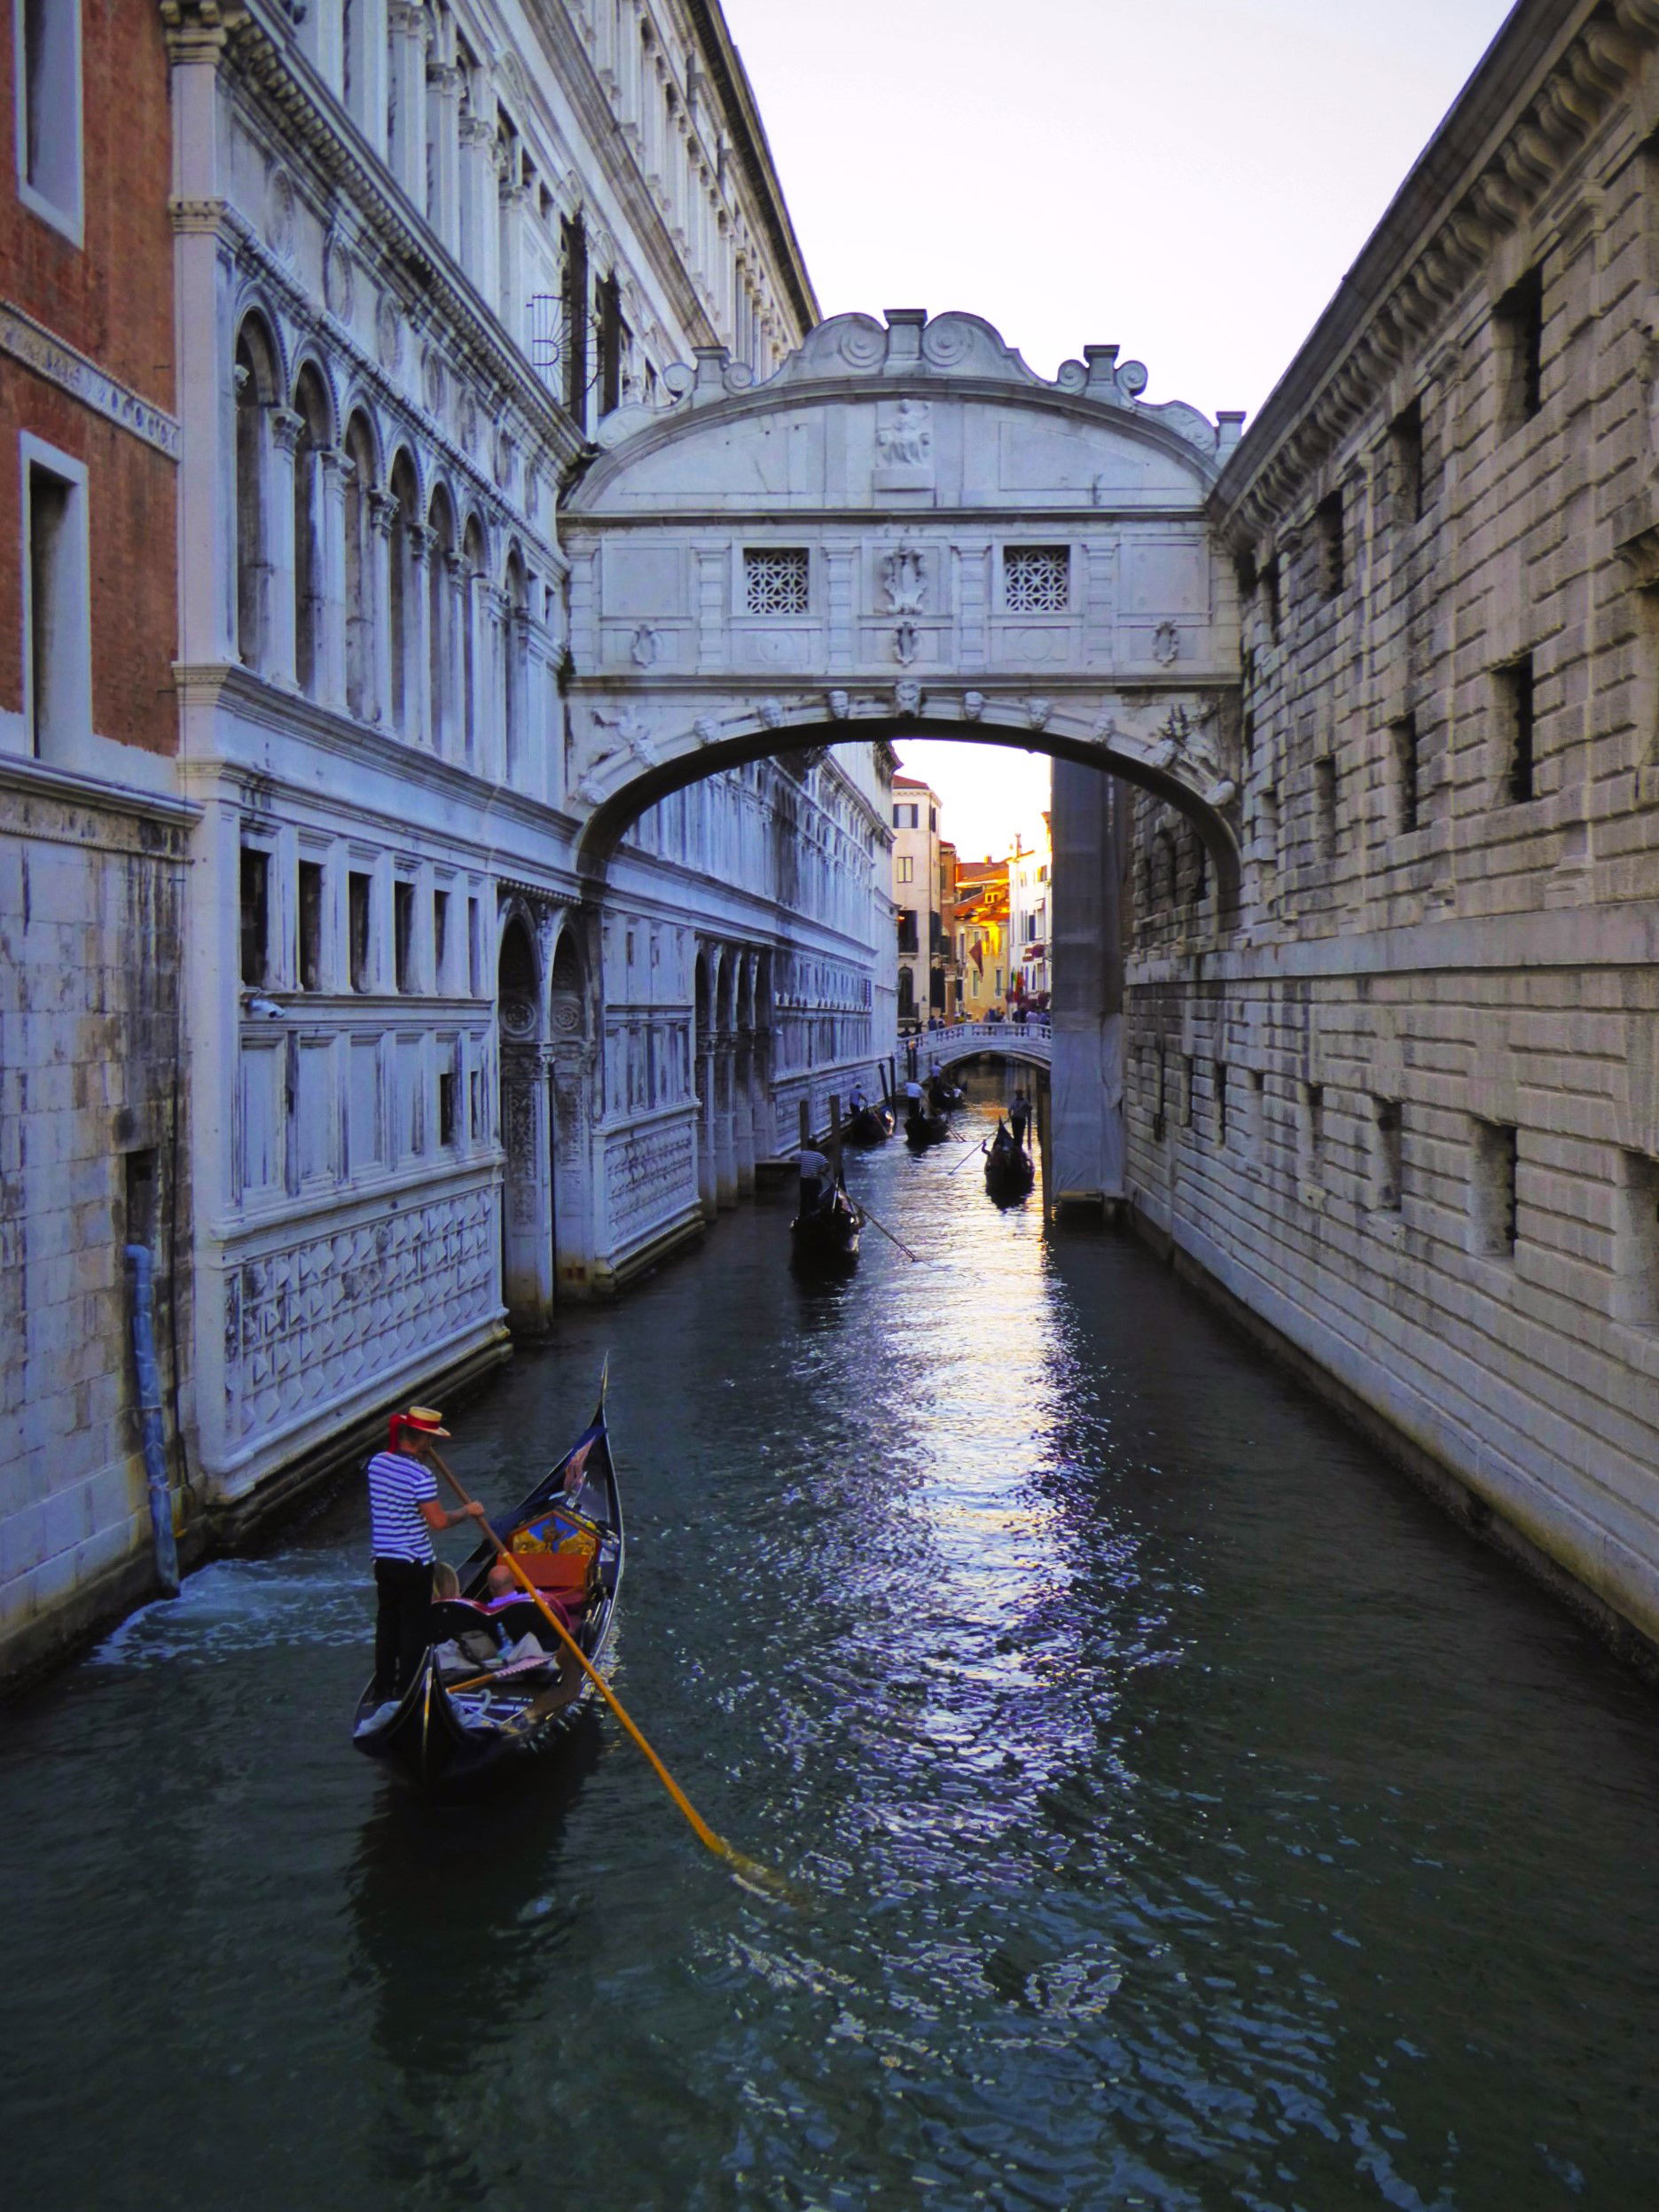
[697,1042,718,1221]
[387,3,428,205]
[498,178,528,346]
[265,406,302,691]
[733,1038,756,1192]
[404,520,431,746]
[459,113,498,302]
[426,61,462,253]
[479,582,508,783]
[347,0,388,157]
[714,1032,738,1206]
[317,445,349,710]
[447,549,468,763]
[367,489,397,727]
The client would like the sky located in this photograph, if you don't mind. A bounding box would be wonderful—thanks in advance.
[720,0,1517,856]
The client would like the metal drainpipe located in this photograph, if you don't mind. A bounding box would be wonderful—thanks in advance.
[125,1244,181,1598]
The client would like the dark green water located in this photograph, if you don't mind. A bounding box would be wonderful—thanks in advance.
[5,1086,1659,2211]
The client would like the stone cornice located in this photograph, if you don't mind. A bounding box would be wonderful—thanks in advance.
[0,748,200,833]
[1213,0,1659,549]
[681,0,818,337]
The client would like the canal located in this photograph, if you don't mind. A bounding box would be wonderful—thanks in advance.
[4,1080,1659,2211]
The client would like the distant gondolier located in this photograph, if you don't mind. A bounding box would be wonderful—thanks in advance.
[366,1405,486,1704]
[1009,1088,1030,1148]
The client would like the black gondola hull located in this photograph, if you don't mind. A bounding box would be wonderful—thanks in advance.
[845,1106,892,1146]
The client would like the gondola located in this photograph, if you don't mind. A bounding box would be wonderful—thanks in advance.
[845,1102,893,1145]
[791,1180,863,1270]
[926,1077,965,1114]
[904,1103,950,1147]
[983,1120,1036,1198]
[351,1391,623,1794]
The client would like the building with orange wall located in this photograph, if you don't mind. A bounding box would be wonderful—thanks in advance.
[0,0,189,1677]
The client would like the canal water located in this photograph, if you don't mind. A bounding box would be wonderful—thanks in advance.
[4,1080,1659,2212]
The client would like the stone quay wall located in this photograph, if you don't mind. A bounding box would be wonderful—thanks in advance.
[0,762,193,1677]
[1126,0,1659,1655]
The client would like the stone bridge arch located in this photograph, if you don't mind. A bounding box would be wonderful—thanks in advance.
[560,309,1246,913]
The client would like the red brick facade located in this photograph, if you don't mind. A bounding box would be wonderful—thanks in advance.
[0,0,176,754]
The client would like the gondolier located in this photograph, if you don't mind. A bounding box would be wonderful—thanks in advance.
[366,1405,487,1704]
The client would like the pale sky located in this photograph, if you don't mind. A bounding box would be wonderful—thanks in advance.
[722,0,1516,856]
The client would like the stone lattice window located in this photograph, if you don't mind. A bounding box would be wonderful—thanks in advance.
[1003,545,1070,613]
[744,548,810,614]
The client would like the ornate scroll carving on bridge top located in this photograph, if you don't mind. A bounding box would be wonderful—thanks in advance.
[595,310,1243,467]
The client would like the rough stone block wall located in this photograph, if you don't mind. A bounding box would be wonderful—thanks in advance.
[1125,5,1659,1651]
[0,772,190,1672]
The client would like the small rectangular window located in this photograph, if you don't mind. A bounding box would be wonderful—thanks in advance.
[1303,1082,1325,1177]
[1617,1149,1659,1329]
[468,895,482,996]
[26,456,88,757]
[239,848,270,988]
[1495,266,1545,435]
[1495,656,1536,803]
[743,548,809,614]
[438,1067,458,1147]
[1390,399,1424,527]
[433,888,450,989]
[297,860,324,991]
[1314,756,1338,861]
[394,881,416,993]
[1215,1061,1229,1146]
[124,1146,158,1254]
[348,871,373,993]
[1372,1098,1404,1213]
[1316,490,1345,599]
[896,855,914,884]
[469,1067,481,1142]
[17,0,82,239]
[1182,1055,1195,1128]
[1003,545,1070,613]
[1391,714,1420,833]
[893,802,919,829]
[1471,1119,1519,1255]
[1261,559,1281,644]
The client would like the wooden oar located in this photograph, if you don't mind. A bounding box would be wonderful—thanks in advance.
[851,1198,922,1262]
[428,1447,794,1902]
[949,1138,990,1176]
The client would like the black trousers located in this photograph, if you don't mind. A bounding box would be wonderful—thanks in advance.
[373,1556,434,1700]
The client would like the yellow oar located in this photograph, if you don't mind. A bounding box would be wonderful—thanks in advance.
[429,1447,795,1903]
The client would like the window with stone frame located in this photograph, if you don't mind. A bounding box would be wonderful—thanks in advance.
[1494,265,1545,437]
[744,548,810,615]
[1315,489,1346,599]
[1470,1118,1519,1255]
[1390,712,1420,833]
[1371,1098,1405,1213]
[1390,397,1426,528]
[1003,545,1070,613]
[1493,654,1537,804]
[17,0,82,240]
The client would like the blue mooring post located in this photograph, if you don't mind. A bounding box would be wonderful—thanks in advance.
[125,1244,181,1598]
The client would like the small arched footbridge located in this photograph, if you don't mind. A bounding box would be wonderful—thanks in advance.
[918,1020,1052,1071]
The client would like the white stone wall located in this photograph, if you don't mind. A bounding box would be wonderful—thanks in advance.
[0,762,193,1669]
[1126,0,1659,1650]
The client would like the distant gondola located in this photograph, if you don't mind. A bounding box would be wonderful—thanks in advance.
[845,1102,893,1146]
[905,1104,950,1147]
[351,1393,623,1794]
[791,1180,863,1270]
[926,1076,965,1114]
[983,1120,1036,1198]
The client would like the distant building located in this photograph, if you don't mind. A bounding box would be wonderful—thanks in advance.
[891,772,943,1028]
[1008,815,1053,1008]
[953,857,1010,1021]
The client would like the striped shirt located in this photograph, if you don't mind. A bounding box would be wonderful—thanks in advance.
[366,1450,438,1562]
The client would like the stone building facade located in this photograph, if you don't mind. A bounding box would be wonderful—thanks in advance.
[1124,0,1659,1658]
[0,0,192,1673]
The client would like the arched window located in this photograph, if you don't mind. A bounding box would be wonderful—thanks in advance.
[292,365,331,699]
[233,317,278,671]
[461,514,485,765]
[342,410,376,722]
[387,452,419,735]
[427,486,455,753]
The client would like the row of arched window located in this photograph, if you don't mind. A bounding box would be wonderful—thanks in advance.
[232,311,538,783]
